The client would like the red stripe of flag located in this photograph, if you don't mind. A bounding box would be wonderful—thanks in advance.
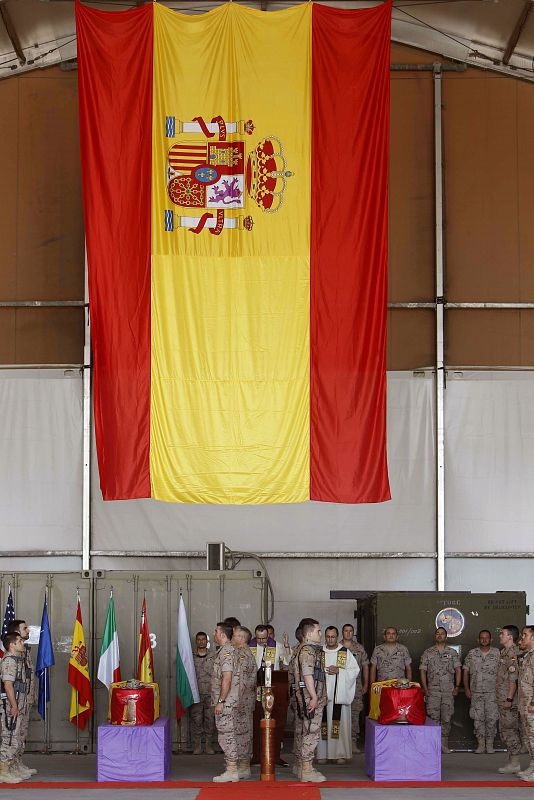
[310,1,392,503]
[76,0,153,500]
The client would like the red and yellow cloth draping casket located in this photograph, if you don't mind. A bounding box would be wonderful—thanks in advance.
[379,685,426,726]
[109,681,160,726]
[369,680,425,724]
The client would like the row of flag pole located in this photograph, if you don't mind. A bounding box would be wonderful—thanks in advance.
[0,588,198,728]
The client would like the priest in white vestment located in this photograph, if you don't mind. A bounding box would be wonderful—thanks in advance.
[316,626,359,763]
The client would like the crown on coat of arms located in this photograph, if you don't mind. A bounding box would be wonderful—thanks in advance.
[246,136,293,214]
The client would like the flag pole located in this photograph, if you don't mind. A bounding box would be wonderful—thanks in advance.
[42,667,47,753]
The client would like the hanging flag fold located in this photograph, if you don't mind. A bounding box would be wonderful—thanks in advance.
[76,0,392,505]
[68,598,93,730]
[98,592,121,689]
[36,592,55,720]
[137,597,155,684]
[175,595,199,720]
[0,587,15,658]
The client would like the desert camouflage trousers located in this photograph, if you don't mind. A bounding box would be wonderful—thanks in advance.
[0,708,28,762]
[294,705,324,762]
[235,705,254,760]
[190,695,215,741]
[498,706,521,755]
[215,707,238,762]
[426,690,455,738]
[351,692,363,741]
[469,692,499,740]
[519,710,534,758]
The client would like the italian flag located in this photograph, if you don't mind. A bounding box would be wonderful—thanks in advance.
[97,593,121,689]
[176,595,199,720]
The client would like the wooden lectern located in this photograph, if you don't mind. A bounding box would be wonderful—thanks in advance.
[253,669,289,766]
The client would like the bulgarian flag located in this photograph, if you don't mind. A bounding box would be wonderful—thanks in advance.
[97,592,121,689]
[137,597,155,684]
[76,0,391,505]
[68,598,93,730]
[176,595,199,720]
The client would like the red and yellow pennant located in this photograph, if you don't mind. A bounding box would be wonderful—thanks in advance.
[68,599,93,730]
[76,0,391,505]
[137,598,154,685]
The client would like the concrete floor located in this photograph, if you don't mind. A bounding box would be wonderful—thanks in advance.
[2,752,531,800]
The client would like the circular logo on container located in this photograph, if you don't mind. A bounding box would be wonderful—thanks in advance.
[435,608,465,638]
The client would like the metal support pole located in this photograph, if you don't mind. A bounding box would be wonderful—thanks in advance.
[434,63,445,592]
[82,247,91,573]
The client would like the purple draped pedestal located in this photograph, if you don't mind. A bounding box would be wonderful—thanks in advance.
[365,716,441,781]
[97,716,171,782]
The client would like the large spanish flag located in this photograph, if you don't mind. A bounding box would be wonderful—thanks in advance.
[76,0,391,505]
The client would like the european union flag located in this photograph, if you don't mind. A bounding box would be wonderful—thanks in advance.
[36,593,55,720]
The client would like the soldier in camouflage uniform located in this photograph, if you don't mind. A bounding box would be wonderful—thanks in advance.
[342,623,368,753]
[0,633,31,784]
[420,627,462,754]
[190,631,216,755]
[7,621,36,781]
[290,618,327,783]
[211,622,240,782]
[517,626,534,782]
[463,630,500,753]
[232,627,257,780]
[370,627,412,683]
[496,625,523,774]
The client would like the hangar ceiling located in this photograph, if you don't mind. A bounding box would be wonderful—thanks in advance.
[1,0,534,82]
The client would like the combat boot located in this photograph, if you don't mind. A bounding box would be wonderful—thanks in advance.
[16,758,36,777]
[192,738,202,755]
[474,738,485,754]
[300,760,326,783]
[441,739,451,754]
[237,759,251,779]
[518,760,534,779]
[485,739,495,754]
[498,755,521,773]
[0,762,23,783]
[204,740,215,755]
[10,760,30,781]
[292,758,301,778]
[352,740,361,754]
[212,760,239,782]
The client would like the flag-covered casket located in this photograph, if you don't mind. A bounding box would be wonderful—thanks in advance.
[369,679,426,725]
[109,680,160,726]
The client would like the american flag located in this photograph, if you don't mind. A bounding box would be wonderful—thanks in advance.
[0,588,15,658]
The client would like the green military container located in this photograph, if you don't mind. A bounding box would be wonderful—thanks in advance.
[331,590,527,750]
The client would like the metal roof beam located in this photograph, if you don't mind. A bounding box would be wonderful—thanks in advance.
[0,0,26,66]
[503,0,532,66]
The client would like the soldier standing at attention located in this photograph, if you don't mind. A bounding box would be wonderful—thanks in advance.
[463,629,500,754]
[341,623,368,753]
[370,627,412,683]
[517,626,534,782]
[232,626,257,780]
[496,625,522,774]
[0,633,31,784]
[290,618,327,783]
[420,627,462,754]
[211,622,240,783]
[6,620,36,781]
[190,631,216,755]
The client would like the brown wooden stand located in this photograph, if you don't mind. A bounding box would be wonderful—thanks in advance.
[260,717,276,781]
[253,671,289,764]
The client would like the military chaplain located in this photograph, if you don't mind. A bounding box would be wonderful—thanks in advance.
[316,626,359,764]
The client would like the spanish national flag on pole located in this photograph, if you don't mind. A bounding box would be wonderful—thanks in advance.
[137,598,155,684]
[76,0,391,505]
[68,597,93,730]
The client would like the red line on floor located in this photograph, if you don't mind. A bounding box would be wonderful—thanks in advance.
[0,780,532,790]
[196,787,321,799]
